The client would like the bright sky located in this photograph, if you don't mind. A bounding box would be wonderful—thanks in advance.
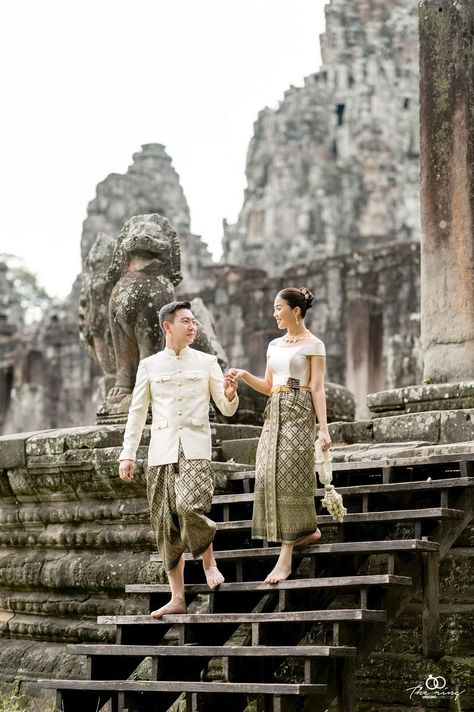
[0,1,326,299]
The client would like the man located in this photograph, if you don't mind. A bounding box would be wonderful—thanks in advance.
[118,300,239,618]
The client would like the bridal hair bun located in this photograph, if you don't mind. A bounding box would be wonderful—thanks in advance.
[299,287,314,309]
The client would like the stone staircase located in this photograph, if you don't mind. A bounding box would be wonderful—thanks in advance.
[39,449,474,711]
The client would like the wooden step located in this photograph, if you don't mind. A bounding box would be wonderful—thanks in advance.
[125,573,412,595]
[97,609,387,626]
[68,644,356,657]
[226,454,474,479]
[149,538,439,563]
[39,679,327,696]
[330,452,474,471]
[212,477,474,504]
[213,507,464,530]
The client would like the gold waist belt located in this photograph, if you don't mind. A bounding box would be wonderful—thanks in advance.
[271,385,311,394]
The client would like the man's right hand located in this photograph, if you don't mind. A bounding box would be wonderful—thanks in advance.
[119,459,136,483]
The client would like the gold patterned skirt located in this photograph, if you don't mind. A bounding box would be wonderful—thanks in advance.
[252,389,317,543]
[147,443,216,572]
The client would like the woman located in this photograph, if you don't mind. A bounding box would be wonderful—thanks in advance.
[226,287,332,584]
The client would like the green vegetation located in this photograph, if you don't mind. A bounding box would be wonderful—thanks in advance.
[0,694,26,712]
[0,253,55,323]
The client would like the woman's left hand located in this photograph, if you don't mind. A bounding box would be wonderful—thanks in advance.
[318,427,332,451]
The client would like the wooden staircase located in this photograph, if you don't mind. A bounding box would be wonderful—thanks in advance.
[40,451,474,711]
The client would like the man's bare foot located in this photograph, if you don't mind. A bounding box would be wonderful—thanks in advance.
[204,564,225,590]
[150,597,187,619]
[293,528,322,548]
[264,564,292,585]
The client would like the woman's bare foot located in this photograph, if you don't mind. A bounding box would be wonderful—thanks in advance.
[293,528,322,548]
[150,597,187,619]
[204,564,225,590]
[264,563,292,585]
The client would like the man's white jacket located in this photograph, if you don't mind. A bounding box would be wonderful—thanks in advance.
[119,346,239,466]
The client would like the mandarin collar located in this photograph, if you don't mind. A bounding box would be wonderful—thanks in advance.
[163,345,191,358]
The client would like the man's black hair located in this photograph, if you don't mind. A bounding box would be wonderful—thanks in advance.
[159,300,192,334]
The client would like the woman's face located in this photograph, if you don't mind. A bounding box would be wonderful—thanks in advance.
[273,295,299,329]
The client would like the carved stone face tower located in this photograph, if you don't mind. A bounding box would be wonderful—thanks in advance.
[81,144,212,292]
[222,0,420,273]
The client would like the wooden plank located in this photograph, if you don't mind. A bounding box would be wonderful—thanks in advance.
[226,471,256,480]
[211,477,474,505]
[336,658,356,712]
[38,680,327,696]
[214,508,463,530]
[67,644,356,658]
[421,551,441,658]
[460,461,474,476]
[96,609,387,626]
[331,452,474,471]
[149,539,439,563]
[125,574,412,595]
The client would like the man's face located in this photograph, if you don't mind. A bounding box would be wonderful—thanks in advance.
[166,308,197,344]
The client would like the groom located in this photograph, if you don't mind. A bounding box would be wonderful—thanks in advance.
[118,300,239,617]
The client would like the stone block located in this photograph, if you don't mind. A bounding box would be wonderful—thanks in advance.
[25,430,70,457]
[64,425,127,450]
[0,432,49,469]
[367,387,405,414]
[368,382,474,417]
[213,423,262,442]
[440,409,474,444]
[328,420,373,445]
[372,411,441,443]
[221,437,258,465]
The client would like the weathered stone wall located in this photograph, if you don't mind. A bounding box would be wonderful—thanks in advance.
[0,426,168,695]
[0,426,473,709]
[0,264,24,435]
[199,241,422,417]
[223,0,420,274]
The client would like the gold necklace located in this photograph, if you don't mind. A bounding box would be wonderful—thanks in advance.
[282,328,312,343]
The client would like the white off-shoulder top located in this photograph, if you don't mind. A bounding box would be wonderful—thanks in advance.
[267,337,326,387]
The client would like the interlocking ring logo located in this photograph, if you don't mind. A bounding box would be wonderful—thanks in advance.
[425,675,446,691]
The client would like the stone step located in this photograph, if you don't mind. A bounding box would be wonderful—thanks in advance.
[68,643,356,658]
[125,574,412,595]
[213,424,262,441]
[221,438,259,465]
[213,507,464,531]
[149,538,439,563]
[39,679,327,696]
[211,461,252,473]
[97,609,387,626]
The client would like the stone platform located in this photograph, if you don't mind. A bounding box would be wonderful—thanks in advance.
[367,381,474,417]
[0,417,473,710]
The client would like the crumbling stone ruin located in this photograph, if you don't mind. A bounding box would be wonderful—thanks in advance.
[0,0,424,432]
[223,0,420,271]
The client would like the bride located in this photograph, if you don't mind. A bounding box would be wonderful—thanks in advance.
[226,287,332,583]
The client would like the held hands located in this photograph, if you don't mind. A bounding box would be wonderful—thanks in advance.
[318,426,332,452]
[224,368,244,401]
[225,368,246,387]
[119,459,136,483]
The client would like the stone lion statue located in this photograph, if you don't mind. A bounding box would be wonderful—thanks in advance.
[79,232,116,396]
[87,213,219,417]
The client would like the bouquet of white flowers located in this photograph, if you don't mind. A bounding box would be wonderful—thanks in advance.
[314,440,347,523]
